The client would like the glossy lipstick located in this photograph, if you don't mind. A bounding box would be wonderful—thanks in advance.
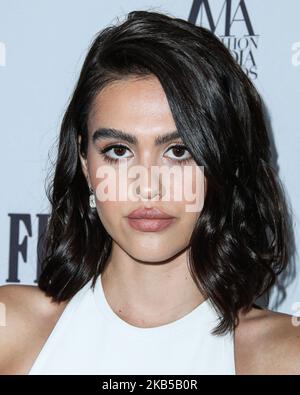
[126,207,176,232]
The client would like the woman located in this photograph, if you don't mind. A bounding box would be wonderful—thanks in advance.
[0,10,299,375]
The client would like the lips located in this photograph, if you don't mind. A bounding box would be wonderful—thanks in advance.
[127,207,175,220]
[126,207,176,232]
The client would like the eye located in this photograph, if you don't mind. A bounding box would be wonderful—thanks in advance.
[99,143,193,165]
[99,144,133,164]
[164,145,192,164]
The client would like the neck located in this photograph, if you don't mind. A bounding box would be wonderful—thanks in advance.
[100,244,206,328]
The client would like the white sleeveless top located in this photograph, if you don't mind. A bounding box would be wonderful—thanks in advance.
[28,274,236,375]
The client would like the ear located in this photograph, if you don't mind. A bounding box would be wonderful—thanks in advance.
[78,134,89,183]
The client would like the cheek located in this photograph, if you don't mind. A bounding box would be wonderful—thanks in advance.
[96,200,121,232]
[176,209,200,241]
[86,151,103,187]
[171,166,206,214]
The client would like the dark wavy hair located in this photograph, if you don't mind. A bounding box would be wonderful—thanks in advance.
[38,10,292,336]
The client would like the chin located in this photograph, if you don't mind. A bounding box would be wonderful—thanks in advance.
[124,244,184,264]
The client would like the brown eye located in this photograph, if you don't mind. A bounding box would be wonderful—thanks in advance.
[165,145,192,162]
[113,146,127,157]
[172,146,186,158]
[99,144,133,164]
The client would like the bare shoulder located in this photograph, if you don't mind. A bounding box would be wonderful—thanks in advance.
[0,283,68,374]
[235,305,300,375]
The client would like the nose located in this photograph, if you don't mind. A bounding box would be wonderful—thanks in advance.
[137,166,162,201]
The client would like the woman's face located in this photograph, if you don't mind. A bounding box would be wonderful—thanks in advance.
[79,75,206,262]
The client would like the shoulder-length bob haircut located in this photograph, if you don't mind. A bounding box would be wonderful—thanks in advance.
[38,10,292,336]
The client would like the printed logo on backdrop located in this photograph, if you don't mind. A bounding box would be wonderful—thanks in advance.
[6,214,49,283]
[188,0,259,79]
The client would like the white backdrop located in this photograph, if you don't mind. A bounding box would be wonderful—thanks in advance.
[0,0,299,315]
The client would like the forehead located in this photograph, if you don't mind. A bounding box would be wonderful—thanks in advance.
[87,75,177,139]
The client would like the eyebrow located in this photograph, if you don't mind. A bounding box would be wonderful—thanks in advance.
[92,127,181,146]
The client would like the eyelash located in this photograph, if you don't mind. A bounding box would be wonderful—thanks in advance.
[99,144,193,165]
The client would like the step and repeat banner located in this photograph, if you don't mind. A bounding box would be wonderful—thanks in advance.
[0,0,299,314]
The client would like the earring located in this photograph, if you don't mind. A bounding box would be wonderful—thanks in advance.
[89,186,96,208]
